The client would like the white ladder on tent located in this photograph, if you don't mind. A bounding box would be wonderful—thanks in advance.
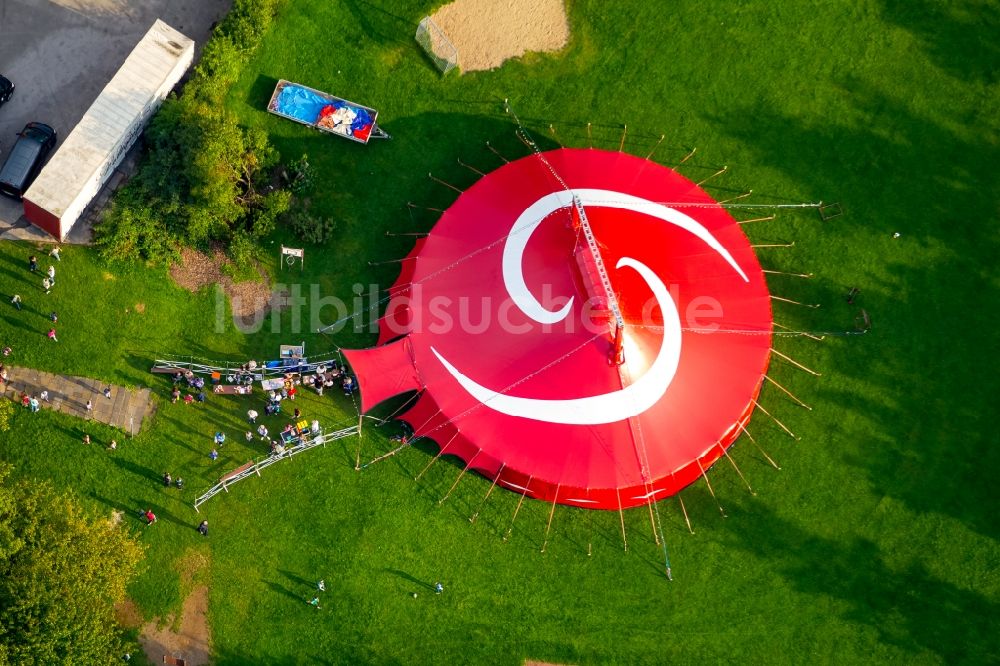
[572,194,625,331]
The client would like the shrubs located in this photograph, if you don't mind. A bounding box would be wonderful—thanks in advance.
[96,0,291,265]
[284,207,338,245]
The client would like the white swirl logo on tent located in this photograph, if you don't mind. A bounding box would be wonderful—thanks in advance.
[430,189,748,425]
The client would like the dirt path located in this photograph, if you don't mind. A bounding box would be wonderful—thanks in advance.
[430,0,569,72]
[139,585,212,666]
[169,247,287,322]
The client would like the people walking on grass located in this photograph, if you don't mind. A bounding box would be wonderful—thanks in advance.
[197,520,208,536]
[108,439,117,451]
[317,579,326,592]
[28,255,37,272]
[42,277,51,294]
[2,346,11,357]
[83,434,91,445]
[434,582,444,595]
[163,472,172,487]
[175,477,184,490]
[47,328,58,342]
[171,387,180,403]
[245,431,253,442]
[213,432,226,446]
[49,246,60,261]
[47,265,55,285]
[10,294,21,310]
[247,409,258,424]
[20,394,29,408]
[308,597,321,609]
[257,424,269,441]
[209,448,218,461]
[144,509,156,526]
[49,311,57,323]
[184,394,194,405]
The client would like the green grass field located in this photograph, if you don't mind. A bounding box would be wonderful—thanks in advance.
[2,0,999,663]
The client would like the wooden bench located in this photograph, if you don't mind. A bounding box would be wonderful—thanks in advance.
[151,367,181,374]
[163,656,186,666]
[220,460,257,485]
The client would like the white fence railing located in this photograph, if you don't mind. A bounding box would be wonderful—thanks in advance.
[193,424,360,511]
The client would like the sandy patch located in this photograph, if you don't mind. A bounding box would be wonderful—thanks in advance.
[134,303,146,313]
[429,0,569,72]
[169,247,279,321]
[115,598,143,628]
[103,271,116,281]
[139,586,211,666]
[138,549,212,666]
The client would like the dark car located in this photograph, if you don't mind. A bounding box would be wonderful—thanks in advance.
[0,75,13,106]
[0,122,57,200]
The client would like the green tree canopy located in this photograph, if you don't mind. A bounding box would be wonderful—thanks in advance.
[0,464,144,665]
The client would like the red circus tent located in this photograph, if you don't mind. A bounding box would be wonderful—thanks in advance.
[343,148,772,510]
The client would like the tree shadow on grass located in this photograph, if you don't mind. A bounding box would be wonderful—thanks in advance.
[876,0,1000,86]
[723,501,999,662]
[707,81,1000,540]
[341,0,413,46]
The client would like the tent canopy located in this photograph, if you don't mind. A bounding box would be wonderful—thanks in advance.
[345,148,772,509]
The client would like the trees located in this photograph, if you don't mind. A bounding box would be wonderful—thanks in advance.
[0,464,144,665]
[95,0,292,265]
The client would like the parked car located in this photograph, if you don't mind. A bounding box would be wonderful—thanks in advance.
[0,122,57,200]
[0,75,13,106]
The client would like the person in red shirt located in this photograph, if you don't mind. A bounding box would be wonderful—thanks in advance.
[144,510,156,526]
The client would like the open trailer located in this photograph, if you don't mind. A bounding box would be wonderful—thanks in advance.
[266,79,390,144]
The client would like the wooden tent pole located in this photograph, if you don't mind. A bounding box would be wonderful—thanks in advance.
[414,431,459,481]
[439,451,480,505]
[427,172,463,193]
[643,134,666,161]
[696,459,727,518]
[752,399,799,440]
[541,485,560,553]
[718,443,755,495]
[485,141,509,163]
[738,215,776,225]
[456,158,485,177]
[470,463,504,523]
[675,147,697,166]
[677,493,694,534]
[503,476,532,542]
[616,487,628,551]
[696,165,727,187]
[774,321,824,341]
[771,348,822,375]
[764,374,813,410]
[719,190,752,204]
[737,422,781,469]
